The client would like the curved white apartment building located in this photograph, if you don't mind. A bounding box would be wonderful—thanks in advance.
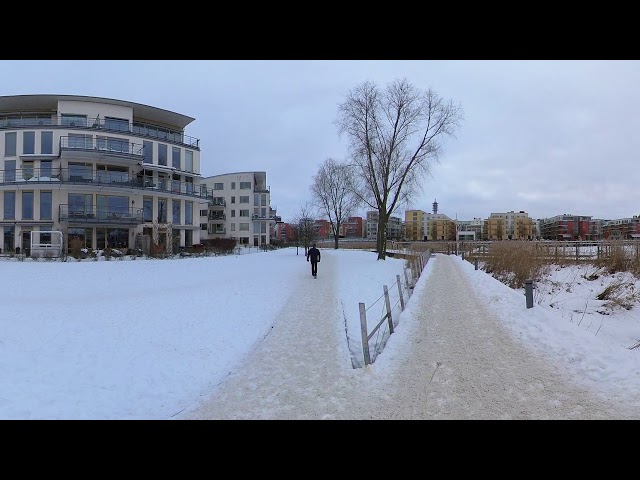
[200,171,281,247]
[0,94,211,256]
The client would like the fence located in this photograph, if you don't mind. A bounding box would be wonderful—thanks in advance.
[358,249,431,367]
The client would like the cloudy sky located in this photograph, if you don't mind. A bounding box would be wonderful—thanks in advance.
[1,60,638,223]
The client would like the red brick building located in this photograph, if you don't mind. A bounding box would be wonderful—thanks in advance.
[602,216,640,240]
[314,219,332,239]
[271,222,296,242]
[339,216,364,238]
[539,214,593,240]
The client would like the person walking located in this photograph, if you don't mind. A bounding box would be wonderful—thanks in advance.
[307,243,321,278]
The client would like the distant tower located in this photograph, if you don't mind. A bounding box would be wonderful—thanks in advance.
[432,199,438,215]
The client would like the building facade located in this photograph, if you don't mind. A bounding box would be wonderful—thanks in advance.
[405,209,426,241]
[340,216,364,238]
[424,213,453,241]
[601,216,640,240]
[539,214,592,240]
[199,171,280,246]
[0,94,210,256]
[366,211,403,240]
[484,211,534,240]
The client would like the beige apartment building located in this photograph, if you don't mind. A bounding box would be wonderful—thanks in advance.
[0,94,209,256]
[199,171,280,246]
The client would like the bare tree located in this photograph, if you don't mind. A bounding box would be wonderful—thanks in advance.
[292,202,318,256]
[310,158,361,250]
[336,78,463,259]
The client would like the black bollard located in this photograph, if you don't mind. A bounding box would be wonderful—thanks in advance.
[525,279,533,308]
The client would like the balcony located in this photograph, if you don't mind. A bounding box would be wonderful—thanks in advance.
[209,198,226,208]
[0,168,215,201]
[252,213,280,223]
[208,213,226,222]
[59,136,145,162]
[59,205,143,224]
[0,114,200,149]
[254,184,270,193]
[209,227,226,235]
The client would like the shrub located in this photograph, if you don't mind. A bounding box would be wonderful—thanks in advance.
[202,238,237,255]
[482,242,549,289]
[69,236,84,259]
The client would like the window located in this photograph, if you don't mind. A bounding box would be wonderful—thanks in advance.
[172,147,181,169]
[253,222,260,234]
[23,131,35,155]
[40,161,52,178]
[22,191,34,220]
[68,134,91,149]
[5,132,16,156]
[22,161,34,180]
[97,136,128,153]
[185,150,193,172]
[240,209,249,217]
[261,194,266,207]
[40,192,52,220]
[96,164,128,183]
[231,223,236,232]
[3,226,15,252]
[254,193,259,206]
[69,193,93,215]
[158,144,168,166]
[214,182,224,190]
[261,223,267,234]
[240,181,251,189]
[157,198,167,223]
[5,160,16,181]
[240,196,249,203]
[172,200,181,224]
[200,209,207,217]
[231,210,235,217]
[239,223,249,231]
[186,202,193,224]
[231,182,236,189]
[61,114,87,127]
[143,141,153,164]
[104,117,129,132]
[41,131,53,154]
[200,223,207,230]
[144,197,153,222]
[231,196,235,204]
[4,192,15,219]
[68,228,93,249]
[97,195,128,219]
[69,162,92,181]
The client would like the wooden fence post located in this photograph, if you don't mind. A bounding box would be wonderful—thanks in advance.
[383,285,394,334]
[404,268,411,294]
[397,274,405,311]
[359,303,371,366]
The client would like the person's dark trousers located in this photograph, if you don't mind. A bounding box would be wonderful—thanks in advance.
[311,261,318,276]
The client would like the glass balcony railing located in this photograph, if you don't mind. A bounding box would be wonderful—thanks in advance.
[0,168,215,200]
[60,136,145,157]
[59,204,143,224]
[0,114,200,149]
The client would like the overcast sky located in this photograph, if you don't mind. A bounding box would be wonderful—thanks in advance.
[1,60,638,223]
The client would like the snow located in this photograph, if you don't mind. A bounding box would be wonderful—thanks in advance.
[1,246,639,419]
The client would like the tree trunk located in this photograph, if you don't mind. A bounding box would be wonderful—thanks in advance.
[376,213,387,260]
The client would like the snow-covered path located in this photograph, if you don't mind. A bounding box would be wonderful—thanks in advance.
[179,254,633,420]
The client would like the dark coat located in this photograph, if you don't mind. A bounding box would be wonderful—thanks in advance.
[307,247,321,262]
